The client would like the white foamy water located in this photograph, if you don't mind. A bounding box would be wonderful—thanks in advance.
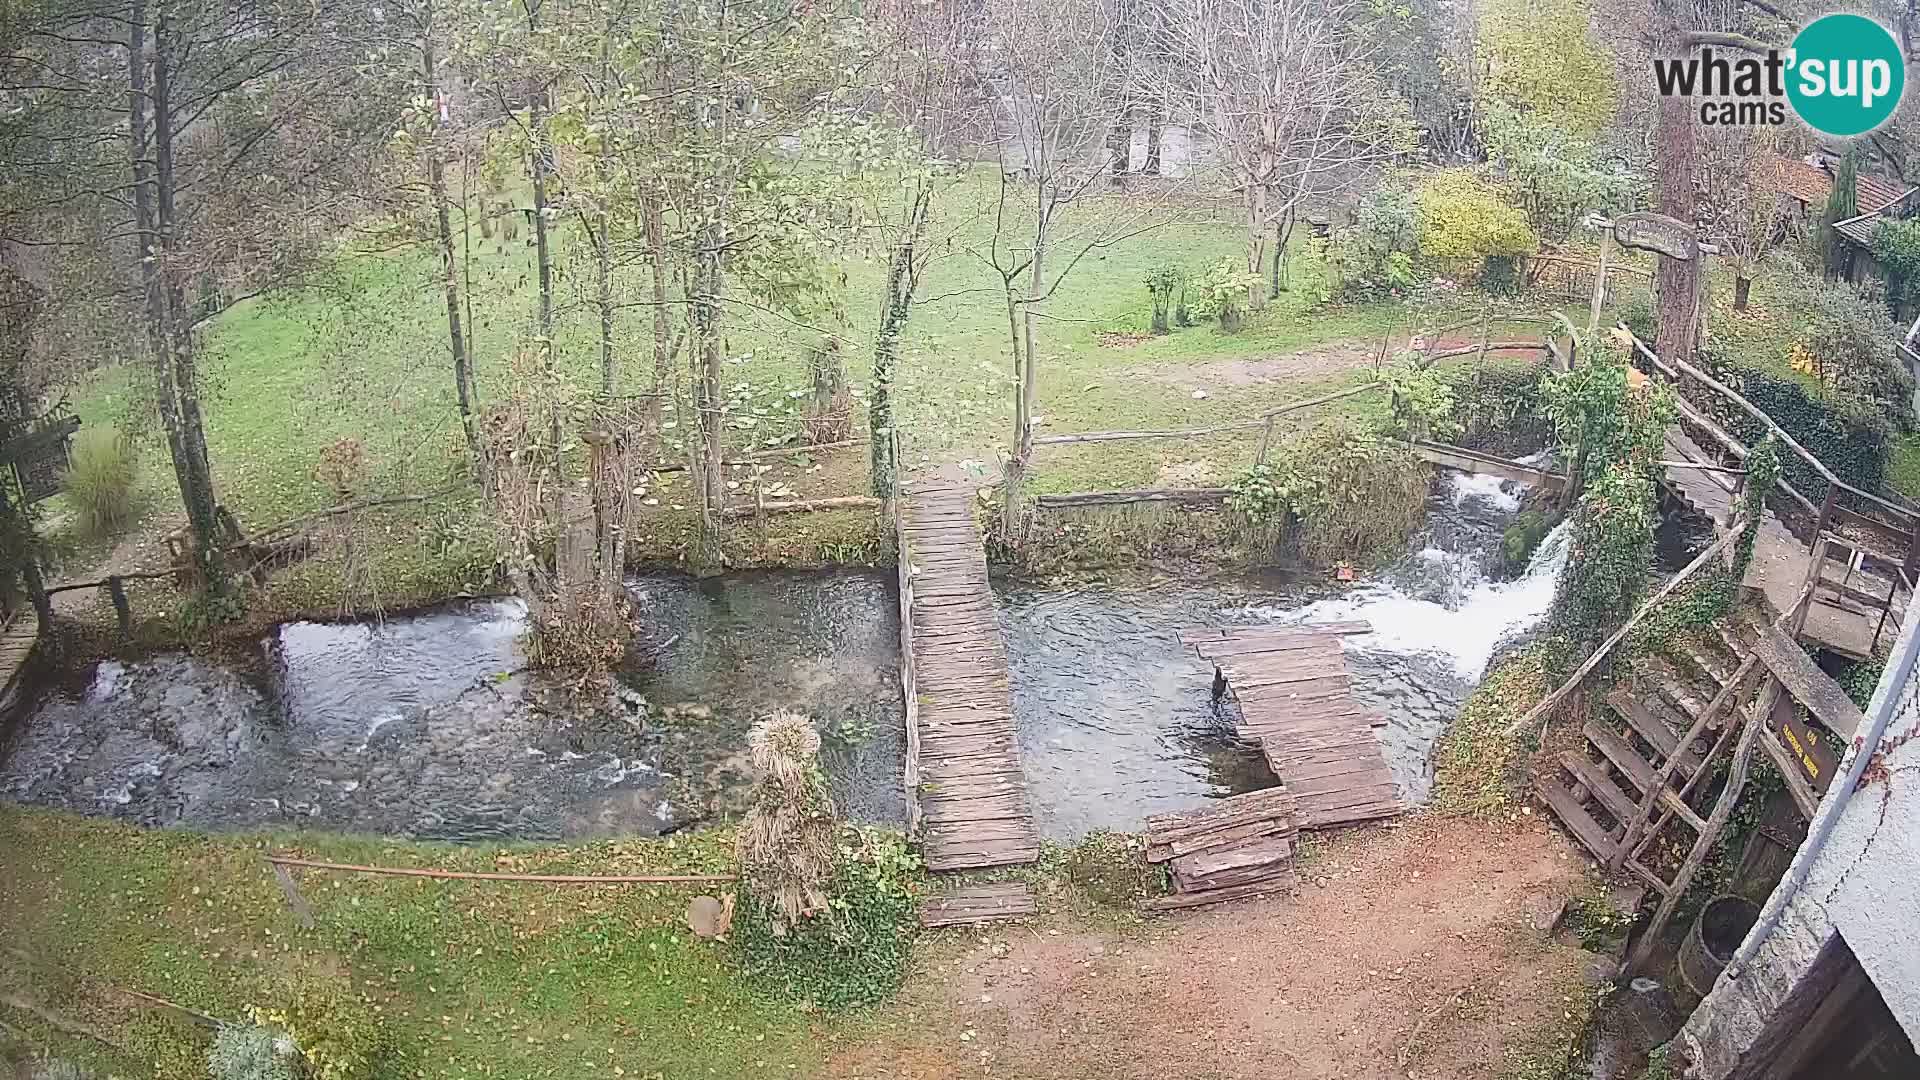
[1276,519,1571,682]
[1449,471,1524,513]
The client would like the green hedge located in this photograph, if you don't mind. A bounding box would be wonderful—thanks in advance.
[1444,357,1553,453]
[1733,371,1892,500]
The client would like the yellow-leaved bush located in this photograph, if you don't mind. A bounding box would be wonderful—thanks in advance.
[1414,170,1537,267]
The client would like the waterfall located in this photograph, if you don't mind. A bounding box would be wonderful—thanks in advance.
[1276,502,1572,684]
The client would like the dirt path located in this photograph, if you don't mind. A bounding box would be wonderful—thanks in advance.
[827,814,1597,1080]
[1129,334,1547,396]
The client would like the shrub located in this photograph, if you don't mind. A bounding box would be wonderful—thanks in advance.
[1227,424,1429,565]
[1619,290,1657,343]
[1444,358,1554,452]
[1735,370,1892,499]
[208,1024,301,1080]
[1778,272,1914,430]
[1144,264,1181,334]
[64,425,138,536]
[1328,182,1421,298]
[733,826,921,1010]
[1414,169,1537,269]
[1380,358,1463,441]
[1870,216,1920,313]
[1189,258,1263,332]
[244,983,394,1080]
[1553,461,1657,645]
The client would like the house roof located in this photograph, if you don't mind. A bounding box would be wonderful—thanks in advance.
[1834,210,1885,249]
[1857,173,1910,214]
[1768,151,1910,215]
[1768,152,1833,205]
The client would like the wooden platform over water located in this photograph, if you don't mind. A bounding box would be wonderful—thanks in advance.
[897,482,1040,872]
[0,612,38,718]
[1182,623,1402,829]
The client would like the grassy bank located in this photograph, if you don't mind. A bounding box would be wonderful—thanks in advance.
[37,173,1503,635]
[0,809,853,1079]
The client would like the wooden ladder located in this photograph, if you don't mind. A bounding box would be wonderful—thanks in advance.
[1533,616,1792,972]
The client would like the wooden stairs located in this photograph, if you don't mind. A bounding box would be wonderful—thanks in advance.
[1533,619,1766,900]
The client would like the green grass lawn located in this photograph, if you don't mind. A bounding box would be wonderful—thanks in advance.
[0,808,846,1080]
[43,172,1510,623]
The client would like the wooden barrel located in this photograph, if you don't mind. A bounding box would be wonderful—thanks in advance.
[1678,894,1761,997]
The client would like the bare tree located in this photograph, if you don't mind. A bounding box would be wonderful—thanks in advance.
[1699,127,1802,312]
[858,0,985,499]
[973,0,1180,530]
[1152,0,1407,309]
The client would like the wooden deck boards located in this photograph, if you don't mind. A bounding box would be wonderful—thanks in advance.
[0,613,37,719]
[1181,624,1402,830]
[900,482,1039,873]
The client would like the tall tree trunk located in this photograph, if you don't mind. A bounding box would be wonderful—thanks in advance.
[1652,51,1700,364]
[870,185,931,501]
[1002,217,1047,534]
[643,187,671,415]
[134,8,224,596]
[528,88,563,546]
[1143,113,1162,177]
[422,31,486,490]
[595,217,614,398]
[1245,184,1269,312]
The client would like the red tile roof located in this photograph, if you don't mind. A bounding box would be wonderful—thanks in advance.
[1768,152,1832,205]
[1856,172,1909,213]
[1766,151,1908,214]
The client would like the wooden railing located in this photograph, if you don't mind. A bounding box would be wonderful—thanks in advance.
[1627,330,1920,577]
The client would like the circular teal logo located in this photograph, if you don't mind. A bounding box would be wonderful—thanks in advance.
[1788,14,1905,136]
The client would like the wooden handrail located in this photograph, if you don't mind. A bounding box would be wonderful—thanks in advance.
[264,854,734,884]
[1629,330,1918,526]
[1506,520,1749,737]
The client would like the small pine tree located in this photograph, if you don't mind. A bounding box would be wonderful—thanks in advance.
[1816,150,1860,277]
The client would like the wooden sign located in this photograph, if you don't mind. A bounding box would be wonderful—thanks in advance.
[1774,695,1839,794]
[1614,212,1699,262]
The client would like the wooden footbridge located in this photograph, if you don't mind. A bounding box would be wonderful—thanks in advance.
[0,610,38,721]
[896,481,1041,876]
[1182,623,1403,829]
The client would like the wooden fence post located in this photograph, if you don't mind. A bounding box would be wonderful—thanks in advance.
[106,575,130,638]
[1255,417,1275,465]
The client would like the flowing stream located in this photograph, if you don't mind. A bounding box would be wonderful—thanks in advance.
[0,471,1569,842]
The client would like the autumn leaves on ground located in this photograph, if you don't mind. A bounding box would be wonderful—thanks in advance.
[0,807,1600,1080]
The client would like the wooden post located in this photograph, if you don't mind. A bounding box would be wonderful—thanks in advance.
[1795,535,1829,638]
[1255,417,1275,465]
[107,576,130,637]
[1813,485,1837,542]
[1587,228,1614,347]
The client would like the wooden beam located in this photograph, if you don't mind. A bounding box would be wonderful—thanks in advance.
[1750,621,1867,739]
[1508,520,1749,736]
[1035,488,1230,508]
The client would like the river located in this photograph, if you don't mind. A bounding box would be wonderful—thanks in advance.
[0,469,1568,843]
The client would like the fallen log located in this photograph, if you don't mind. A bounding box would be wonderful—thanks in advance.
[718,495,883,519]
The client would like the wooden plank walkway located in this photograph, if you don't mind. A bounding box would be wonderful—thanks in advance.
[1662,427,1896,658]
[0,612,38,718]
[1181,624,1402,829]
[898,481,1039,872]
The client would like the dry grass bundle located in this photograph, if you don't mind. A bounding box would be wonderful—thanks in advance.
[737,710,839,933]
